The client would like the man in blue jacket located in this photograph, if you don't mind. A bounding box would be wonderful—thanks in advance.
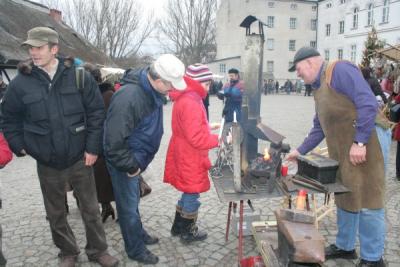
[104,54,186,265]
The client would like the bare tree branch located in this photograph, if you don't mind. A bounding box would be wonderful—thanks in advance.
[158,0,217,65]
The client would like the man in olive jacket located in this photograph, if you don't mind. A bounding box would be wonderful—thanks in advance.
[1,27,118,267]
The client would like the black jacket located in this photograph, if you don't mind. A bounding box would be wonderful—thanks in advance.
[104,68,164,174]
[1,58,105,170]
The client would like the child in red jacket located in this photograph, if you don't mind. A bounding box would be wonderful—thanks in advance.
[164,64,219,243]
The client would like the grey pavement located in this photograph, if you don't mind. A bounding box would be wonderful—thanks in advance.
[1,93,400,266]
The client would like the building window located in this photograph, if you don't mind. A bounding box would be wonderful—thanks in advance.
[268,2,275,8]
[367,3,374,26]
[339,20,345,34]
[290,18,297,29]
[324,50,330,61]
[326,24,331,36]
[326,3,332,8]
[310,41,316,48]
[267,38,274,50]
[219,64,226,73]
[338,49,343,60]
[350,45,357,63]
[290,4,297,10]
[311,19,317,31]
[340,0,346,4]
[267,16,275,28]
[312,5,317,11]
[267,61,274,73]
[382,0,389,23]
[289,40,296,51]
[352,7,359,29]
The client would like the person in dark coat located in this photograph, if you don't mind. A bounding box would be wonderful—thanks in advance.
[83,63,115,223]
[1,27,118,267]
[104,54,186,265]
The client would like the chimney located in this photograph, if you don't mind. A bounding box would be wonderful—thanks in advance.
[49,9,62,23]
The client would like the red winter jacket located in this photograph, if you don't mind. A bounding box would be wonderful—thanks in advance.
[163,76,219,193]
[0,133,12,167]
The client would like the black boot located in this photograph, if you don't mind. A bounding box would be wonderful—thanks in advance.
[171,207,183,236]
[101,203,115,223]
[180,214,207,243]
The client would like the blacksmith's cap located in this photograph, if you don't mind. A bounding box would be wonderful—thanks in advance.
[22,27,59,47]
[288,46,320,72]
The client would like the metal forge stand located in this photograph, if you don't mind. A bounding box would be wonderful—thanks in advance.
[210,15,291,266]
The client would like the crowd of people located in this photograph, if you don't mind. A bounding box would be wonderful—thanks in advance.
[0,26,396,267]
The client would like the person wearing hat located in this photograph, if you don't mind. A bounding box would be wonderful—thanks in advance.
[1,27,119,267]
[103,54,186,264]
[164,63,219,244]
[286,47,386,267]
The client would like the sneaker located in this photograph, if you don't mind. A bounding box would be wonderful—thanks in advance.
[325,244,357,260]
[59,256,77,267]
[130,249,159,265]
[357,258,385,267]
[89,253,119,267]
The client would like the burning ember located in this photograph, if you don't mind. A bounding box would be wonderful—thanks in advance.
[263,148,270,161]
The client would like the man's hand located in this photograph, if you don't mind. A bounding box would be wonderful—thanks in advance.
[286,149,300,161]
[349,143,366,166]
[84,152,98,166]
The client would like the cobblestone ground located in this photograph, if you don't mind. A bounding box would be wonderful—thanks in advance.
[1,94,399,266]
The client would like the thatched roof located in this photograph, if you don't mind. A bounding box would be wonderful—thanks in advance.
[0,0,114,67]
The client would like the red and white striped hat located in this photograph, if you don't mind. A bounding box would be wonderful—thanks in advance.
[186,63,213,83]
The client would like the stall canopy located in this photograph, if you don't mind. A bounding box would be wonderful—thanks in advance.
[376,44,400,62]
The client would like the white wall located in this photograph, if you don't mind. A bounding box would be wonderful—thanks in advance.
[318,0,400,64]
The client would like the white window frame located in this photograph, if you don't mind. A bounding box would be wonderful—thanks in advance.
[382,0,389,23]
[267,61,274,73]
[326,24,331,36]
[311,19,317,31]
[267,16,275,28]
[290,18,297,29]
[219,64,226,73]
[352,7,359,29]
[350,45,357,63]
[338,49,343,60]
[268,1,275,8]
[324,49,330,61]
[310,41,316,48]
[289,40,296,51]
[291,4,297,10]
[339,20,345,34]
[367,3,374,26]
[267,38,274,50]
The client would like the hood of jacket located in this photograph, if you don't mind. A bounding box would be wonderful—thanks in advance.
[169,76,207,101]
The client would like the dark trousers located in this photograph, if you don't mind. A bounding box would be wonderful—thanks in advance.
[37,160,108,259]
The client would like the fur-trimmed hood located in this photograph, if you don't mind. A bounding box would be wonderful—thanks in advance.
[17,56,75,75]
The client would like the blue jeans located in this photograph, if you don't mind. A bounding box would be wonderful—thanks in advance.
[107,163,146,258]
[336,207,385,261]
[375,125,391,174]
[177,193,200,215]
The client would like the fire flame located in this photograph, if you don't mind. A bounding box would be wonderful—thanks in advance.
[263,148,270,161]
